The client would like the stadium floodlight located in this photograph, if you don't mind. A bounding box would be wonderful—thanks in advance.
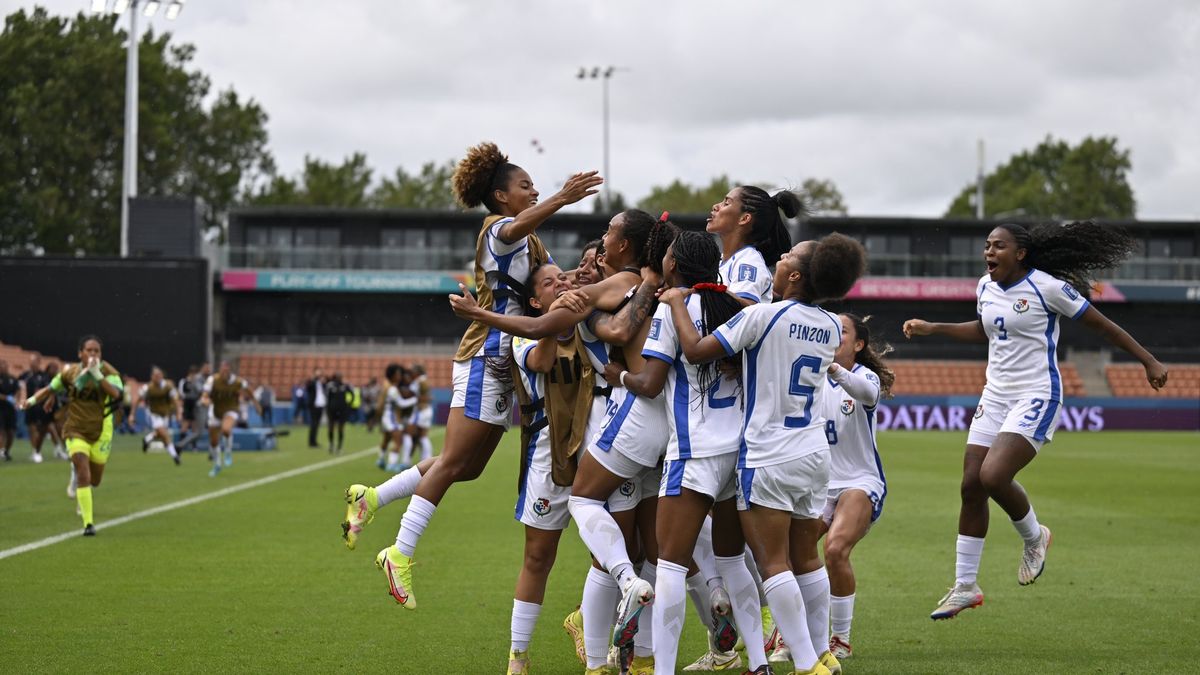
[91,0,108,13]
[113,0,131,13]
[576,65,626,210]
[165,1,184,20]
[143,1,160,17]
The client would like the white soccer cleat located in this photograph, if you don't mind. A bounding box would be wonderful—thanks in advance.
[930,582,984,620]
[1019,524,1052,585]
[767,639,791,665]
[613,576,654,650]
[829,634,852,659]
[31,451,44,464]
[681,648,742,671]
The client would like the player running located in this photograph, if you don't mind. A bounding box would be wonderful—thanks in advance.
[139,367,182,465]
[904,221,1168,620]
[201,361,251,477]
[19,356,67,463]
[23,335,123,536]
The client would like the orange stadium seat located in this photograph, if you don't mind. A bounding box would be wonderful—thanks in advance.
[1106,363,1200,399]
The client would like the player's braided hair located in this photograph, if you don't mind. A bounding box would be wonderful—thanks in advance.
[996,221,1137,299]
[843,313,895,398]
[796,232,866,303]
[672,231,744,400]
[641,215,680,275]
[612,209,660,269]
[738,186,802,265]
[452,141,521,212]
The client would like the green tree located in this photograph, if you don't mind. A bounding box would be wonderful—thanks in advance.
[946,135,1135,220]
[372,159,458,210]
[637,175,735,214]
[0,8,272,253]
[250,153,374,207]
[592,191,628,213]
[800,178,848,216]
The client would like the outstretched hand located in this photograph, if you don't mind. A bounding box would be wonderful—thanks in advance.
[902,319,932,339]
[448,283,481,319]
[557,171,604,205]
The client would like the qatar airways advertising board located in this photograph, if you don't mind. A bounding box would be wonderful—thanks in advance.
[874,399,1197,432]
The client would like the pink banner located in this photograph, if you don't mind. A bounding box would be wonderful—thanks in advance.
[221,270,258,291]
[845,277,1126,302]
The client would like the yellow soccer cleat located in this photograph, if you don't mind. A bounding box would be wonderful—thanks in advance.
[584,667,612,675]
[628,655,654,675]
[506,648,530,675]
[793,663,833,675]
[820,649,842,675]
[375,545,416,609]
[342,484,378,550]
[563,607,586,665]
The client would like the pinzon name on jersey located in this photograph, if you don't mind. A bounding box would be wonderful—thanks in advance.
[789,323,833,344]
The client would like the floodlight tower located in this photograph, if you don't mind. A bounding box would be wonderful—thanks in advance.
[577,66,626,211]
[93,0,187,257]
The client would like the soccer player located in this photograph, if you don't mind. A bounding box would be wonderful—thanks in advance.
[668,234,867,675]
[345,142,601,611]
[377,364,416,472]
[904,221,1168,620]
[708,186,800,306]
[326,372,351,454]
[23,335,124,536]
[201,361,250,477]
[406,364,436,463]
[607,230,772,675]
[0,360,18,462]
[19,356,66,463]
[818,314,894,660]
[139,367,182,465]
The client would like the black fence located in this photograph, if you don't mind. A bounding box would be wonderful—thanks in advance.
[1,257,209,380]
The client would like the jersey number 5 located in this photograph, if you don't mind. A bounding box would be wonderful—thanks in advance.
[785,355,823,428]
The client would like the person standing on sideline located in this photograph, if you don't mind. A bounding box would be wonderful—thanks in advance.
[326,373,351,454]
[292,382,306,425]
[361,377,381,432]
[306,367,327,448]
[20,356,66,462]
[255,382,275,427]
[0,360,20,462]
[904,221,1168,621]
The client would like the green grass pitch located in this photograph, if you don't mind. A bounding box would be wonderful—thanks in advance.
[1,427,1197,673]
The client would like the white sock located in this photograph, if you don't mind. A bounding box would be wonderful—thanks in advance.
[1012,507,1042,545]
[419,436,433,461]
[568,496,635,584]
[717,554,767,669]
[763,571,819,671]
[166,443,178,459]
[582,566,619,669]
[144,431,155,444]
[376,466,423,507]
[830,593,854,639]
[633,562,656,657]
[795,568,831,658]
[395,495,436,557]
[386,450,400,468]
[209,444,219,464]
[686,573,716,635]
[745,546,768,605]
[955,534,986,586]
[510,599,541,652]
[652,560,688,673]
[399,434,413,465]
[693,515,721,585]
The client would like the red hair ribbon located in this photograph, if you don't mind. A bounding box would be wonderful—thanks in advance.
[659,211,670,222]
[692,282,727,293]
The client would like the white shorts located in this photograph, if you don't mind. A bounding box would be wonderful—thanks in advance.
[583,446,644,513]
[660,453,738,502]
[589,388,667,468]
[735,451,830,519]
[517,466,572,531]
[821,480,886,526]
[207,408,240,429]
[584,394,610,448]
[967,390,1061,452]
[639,460,663,503]
[381,409,401,433]
[451,357,513,428]
[149,413,171,431]
[410,406,433,430]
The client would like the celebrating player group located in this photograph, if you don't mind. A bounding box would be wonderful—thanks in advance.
[337,142,1168,675]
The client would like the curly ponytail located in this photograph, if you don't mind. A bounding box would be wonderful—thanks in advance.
[451,141,521,212]
[738,186,801,264]
[843,313,895,398]
[996,221,1137,299]
[798,232,866,303]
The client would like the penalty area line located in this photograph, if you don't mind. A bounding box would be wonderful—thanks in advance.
[0,446,378,562]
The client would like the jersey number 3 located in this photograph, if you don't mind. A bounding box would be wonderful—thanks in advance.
[785,355,823,428]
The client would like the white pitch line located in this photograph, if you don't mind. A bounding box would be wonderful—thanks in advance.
[0,447,377,561]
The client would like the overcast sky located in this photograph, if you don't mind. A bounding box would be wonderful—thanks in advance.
[9,0,1200,218]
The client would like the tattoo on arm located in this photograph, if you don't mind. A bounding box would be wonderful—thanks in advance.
[595,283,658,340]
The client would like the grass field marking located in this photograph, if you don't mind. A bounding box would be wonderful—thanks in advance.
[0,446,377,562]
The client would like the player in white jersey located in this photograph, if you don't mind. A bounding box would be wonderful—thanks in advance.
[666,233,866,675]
[707,185,801,306]
[340,143,601,610]
[608,230,771,675]
[817,313,896,660]
[904,221,1168,621]
[379,364,416,471]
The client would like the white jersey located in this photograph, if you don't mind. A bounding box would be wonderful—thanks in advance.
[642,298,743,460]
[513,336,551,470]
[579,314,612,388]
[383,384,415,424]
[821,364,886,491]
[713,300,842,469]
[472,216,541,360]
[976,269,1090,400]
[721,245,773,304]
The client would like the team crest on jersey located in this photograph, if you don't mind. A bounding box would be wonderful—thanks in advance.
[532,498,551,516]
[619,480,636,497]
[840,399,855,415]
[1061,282,1079,300]
[648,318,662,340]
[974,404,985,419]
[1012,298,1030,313]
[738,264,756,282]
[495,395,508,413]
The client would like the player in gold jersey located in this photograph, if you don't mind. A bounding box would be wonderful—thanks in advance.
[200,361,251,477]
[23,335,122,536]
[139,367,182,465]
